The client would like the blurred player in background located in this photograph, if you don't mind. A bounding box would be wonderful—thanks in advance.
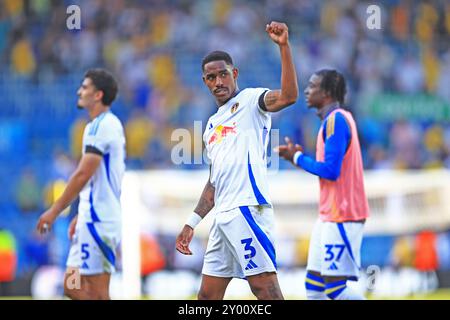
[276,69,369,300]
[37,69,126,300]
[176,21,298,300]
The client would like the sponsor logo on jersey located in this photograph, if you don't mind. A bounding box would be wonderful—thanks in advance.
[208,123,237,145]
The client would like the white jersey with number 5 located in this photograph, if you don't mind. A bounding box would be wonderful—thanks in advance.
[203,88,272,212]
[78,111,126,223]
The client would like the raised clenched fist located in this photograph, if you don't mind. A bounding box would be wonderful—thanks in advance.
[266,21,289,46]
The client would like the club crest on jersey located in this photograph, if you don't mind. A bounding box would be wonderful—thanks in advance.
[208,122,237,145]
[231,102,239,114]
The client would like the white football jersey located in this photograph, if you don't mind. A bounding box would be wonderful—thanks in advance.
[203,88,272,213]
[78,111,126,223]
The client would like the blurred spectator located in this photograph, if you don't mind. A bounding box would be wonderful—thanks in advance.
[15,168,41,213]
[10,35,36,77]
[394,55,425,94]
[3,0,24,17]
[390,236,414,269]
[423,124,446,168]
[391,1,410,41]
[69,117,88,161]
[389,121,423,169]
[125,110,154,166]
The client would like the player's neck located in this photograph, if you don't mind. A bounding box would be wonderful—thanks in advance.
[88,105,109,120]
[216,88,240,107]
[317,101,339,120]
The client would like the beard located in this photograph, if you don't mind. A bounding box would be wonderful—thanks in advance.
[77,99,84,109]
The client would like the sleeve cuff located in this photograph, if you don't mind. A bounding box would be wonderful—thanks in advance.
[293,151,303,166]
[258,90,269,112]
[85,145,104,156]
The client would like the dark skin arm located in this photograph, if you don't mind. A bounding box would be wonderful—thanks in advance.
[176,176,215,255]
[275,137,303,165]
[263,21,299,112]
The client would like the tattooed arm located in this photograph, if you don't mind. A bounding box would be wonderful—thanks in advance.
[176,171,215,255]
[194,180,215,218]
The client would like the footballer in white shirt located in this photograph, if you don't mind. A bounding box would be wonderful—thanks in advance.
[37,69,125,300]
[176,21,299,300]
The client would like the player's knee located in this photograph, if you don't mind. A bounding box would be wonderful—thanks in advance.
[250,286,282,300]
[305,272,326,300]
[197,289,221,300]
[82,287,108,300]
[249,280,283,300]
[84,284,110,300]
[324,279,347,300]
[64,282,108,300]
[63,287,78,300]
[250,285,271,300]
[197,290,209,300]
[90,291,109,300]
[63,284,88,300]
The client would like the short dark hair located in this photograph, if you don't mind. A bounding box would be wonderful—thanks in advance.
[84,68,118,106]
[314,69,347,105]
[201,51,233,71]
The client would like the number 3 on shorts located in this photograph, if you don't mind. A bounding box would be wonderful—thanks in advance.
[81,243,90,260]
[241,238,256,259]
[324,244,345,262]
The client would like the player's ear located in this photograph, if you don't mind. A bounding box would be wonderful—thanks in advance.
[232,67,238,80]
[95,90,104,103]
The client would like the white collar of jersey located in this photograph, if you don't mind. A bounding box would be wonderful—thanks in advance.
[91,110,110,122]
[217,89,241,111]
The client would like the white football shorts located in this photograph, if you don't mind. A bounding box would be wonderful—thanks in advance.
[307,219,364,280]
[66,221,121,275]
[202,205,277,279]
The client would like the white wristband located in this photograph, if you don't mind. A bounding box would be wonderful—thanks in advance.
[293,151,303,165]
[185,212,203,229]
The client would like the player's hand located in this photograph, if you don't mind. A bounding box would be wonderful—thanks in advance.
[68,215,78,241]
[175,225,194,255]
[274,137,303,163]
[266,21,289,46]
[36,208,58,235]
